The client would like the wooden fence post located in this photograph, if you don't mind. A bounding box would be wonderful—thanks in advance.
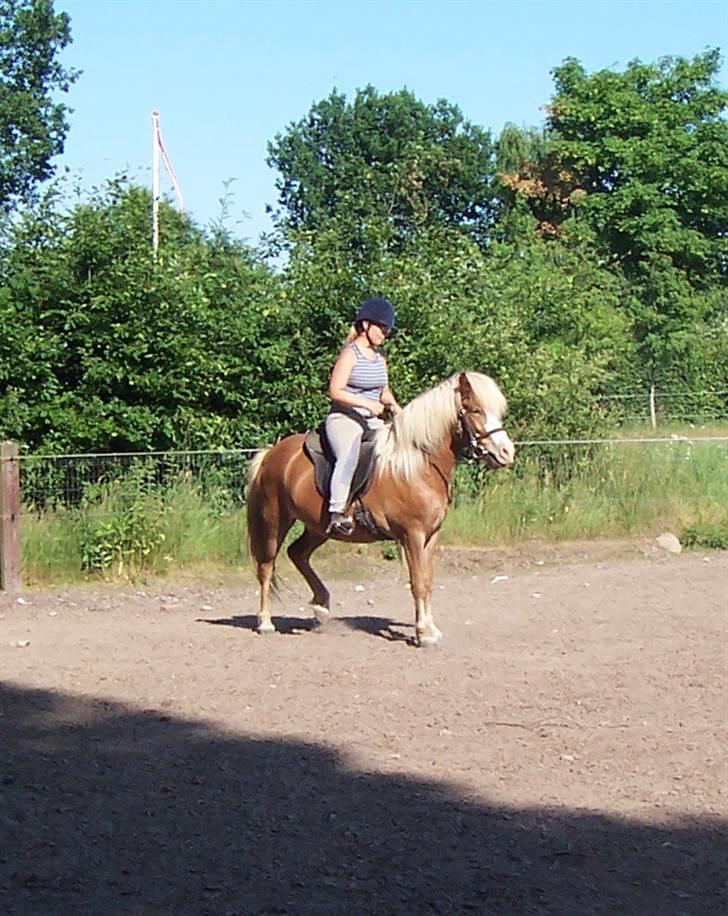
[1,441,21,592]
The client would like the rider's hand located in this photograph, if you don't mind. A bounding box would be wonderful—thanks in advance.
[368,401,386,417]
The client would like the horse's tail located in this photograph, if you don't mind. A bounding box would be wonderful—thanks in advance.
[245,447,280,596]
[245,447,269,501]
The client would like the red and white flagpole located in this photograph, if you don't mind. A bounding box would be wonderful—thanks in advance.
[151,111,186,258]
[151,111,161,257]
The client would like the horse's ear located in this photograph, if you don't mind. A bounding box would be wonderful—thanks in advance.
[458,372,474,406]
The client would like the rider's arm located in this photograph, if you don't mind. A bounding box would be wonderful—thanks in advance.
[379,359,402,414]
[329,348,384,415]
[380,386,402,414]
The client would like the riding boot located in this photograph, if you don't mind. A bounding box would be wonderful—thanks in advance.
[326,512,354,536]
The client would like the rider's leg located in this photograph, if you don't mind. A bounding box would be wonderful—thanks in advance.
[324,413,363,532]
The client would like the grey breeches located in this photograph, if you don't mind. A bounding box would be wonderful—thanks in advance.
[324,412,382,513]
[324,412,363,513]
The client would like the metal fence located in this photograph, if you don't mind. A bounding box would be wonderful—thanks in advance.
[600,389,728,425]
[18,448,259,513]
[11,435,728,517]
[2,434,727,589]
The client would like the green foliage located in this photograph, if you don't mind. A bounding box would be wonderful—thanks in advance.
[0,179,308,449]
[443,438,728,546]
[376,225,633,441]
[498,50,727,415]
[79,466,167,576]
[0,52,726,459]
[20,432,727,584]
[547,49,727,284]
[682,522,728,551]
[267,86,497,247]
[0,0,79,214]
[496,123,550,174]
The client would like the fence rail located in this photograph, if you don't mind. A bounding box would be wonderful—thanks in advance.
[599,388,728,427]
[2,432,727,590]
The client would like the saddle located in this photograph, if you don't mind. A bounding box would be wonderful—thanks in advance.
[303,424,378,509]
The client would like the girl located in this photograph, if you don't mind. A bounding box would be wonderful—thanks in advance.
[325,297,402,535]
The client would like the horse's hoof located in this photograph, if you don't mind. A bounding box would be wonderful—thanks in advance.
[257,621,276,635]
[417,633,441,649]
[312,604,330,625]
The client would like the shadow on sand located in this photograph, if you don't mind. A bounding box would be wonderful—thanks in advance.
[1,682,725,915]
[199,613,414,643]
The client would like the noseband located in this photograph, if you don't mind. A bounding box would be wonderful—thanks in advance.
[457,408,506,462]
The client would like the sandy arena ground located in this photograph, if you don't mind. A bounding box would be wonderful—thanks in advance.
[1,544,726,915]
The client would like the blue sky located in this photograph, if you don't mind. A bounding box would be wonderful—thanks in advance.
[57,0,727,242]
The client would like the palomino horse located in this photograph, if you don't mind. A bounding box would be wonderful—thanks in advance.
[246,372,515,647]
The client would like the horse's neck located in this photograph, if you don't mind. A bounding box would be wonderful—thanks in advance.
[429,435,459,481]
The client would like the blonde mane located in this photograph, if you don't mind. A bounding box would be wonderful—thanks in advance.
[374,371,507,480]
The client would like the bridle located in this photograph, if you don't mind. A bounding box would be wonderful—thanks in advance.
[457,408,507,466]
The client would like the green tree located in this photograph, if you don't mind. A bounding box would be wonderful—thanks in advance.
[501,51,727,405]
[496,123,549,175]
[547,50,728,401]
[267,86,497,247]
[0,0,78,215]
[0,180,301,451]
[276,213,634,444]
[546,49,727,284]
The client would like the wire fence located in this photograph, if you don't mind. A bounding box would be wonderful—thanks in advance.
[600,389,728,425]
[10,434,728,519]
[6,434,726,581]
[18,448,259,515]
[6,386,728,515]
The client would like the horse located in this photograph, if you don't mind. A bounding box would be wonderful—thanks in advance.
[245,371,515,647]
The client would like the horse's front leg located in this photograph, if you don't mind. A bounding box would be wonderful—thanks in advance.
[401,530,440,648]
[422,530,442,642]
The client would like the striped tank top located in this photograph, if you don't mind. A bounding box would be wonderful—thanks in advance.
[344,342,388,416]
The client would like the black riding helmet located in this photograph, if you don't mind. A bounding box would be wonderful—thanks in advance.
[355,297,396,332]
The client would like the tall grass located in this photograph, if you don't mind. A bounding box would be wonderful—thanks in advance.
[443,439,728,546]
[20,436,728,585]
[22,474,250,586]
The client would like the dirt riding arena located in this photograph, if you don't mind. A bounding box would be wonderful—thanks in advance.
[1,544,726,915]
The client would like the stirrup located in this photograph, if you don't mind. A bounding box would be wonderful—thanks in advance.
[326,512,354,536]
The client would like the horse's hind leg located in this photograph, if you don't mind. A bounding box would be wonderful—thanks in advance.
[254,511,294,635]
[287,527,331,625]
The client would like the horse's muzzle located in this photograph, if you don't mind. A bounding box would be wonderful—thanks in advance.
[483,450,510,469]
[479,440,515,469]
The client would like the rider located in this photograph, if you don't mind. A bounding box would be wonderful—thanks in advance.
[325,297,402,536]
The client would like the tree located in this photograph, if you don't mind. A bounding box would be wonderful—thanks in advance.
[267,86,497,247]
[495,123,549,175]
[500,51,727,401]
[494,122,581,240]
[0,180,303,451]
[546,49,727,282]
[0,0,78,215]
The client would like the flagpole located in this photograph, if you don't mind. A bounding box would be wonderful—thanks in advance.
[151,110,160,258]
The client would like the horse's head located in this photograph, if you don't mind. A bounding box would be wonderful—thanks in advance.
[457,372,515,469]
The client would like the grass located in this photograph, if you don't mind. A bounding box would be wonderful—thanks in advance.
[443,437,728,547]
[19,427,728,586]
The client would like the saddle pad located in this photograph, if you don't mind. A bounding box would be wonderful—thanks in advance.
[303,427,378,507]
